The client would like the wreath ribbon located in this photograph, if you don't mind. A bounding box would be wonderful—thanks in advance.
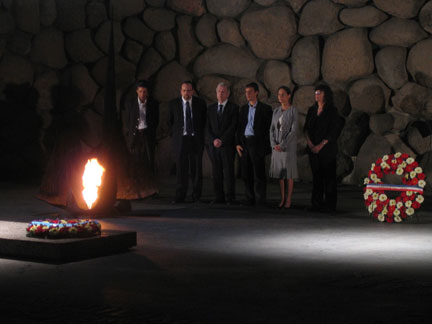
[366,184,423,194]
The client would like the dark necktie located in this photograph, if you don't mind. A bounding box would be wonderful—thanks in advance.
[185,101,193,135]
[217,104,223,126]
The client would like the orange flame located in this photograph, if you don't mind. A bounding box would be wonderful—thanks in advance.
[82,158,105,210]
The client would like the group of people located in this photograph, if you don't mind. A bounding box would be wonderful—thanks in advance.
[124,80,343,212]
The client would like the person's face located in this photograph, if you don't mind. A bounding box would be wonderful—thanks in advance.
[277,88,291,105]
[245,87,258,103]
[181,83,194,101]
[314,89,325,104]
[216,85,229,103]
[136,87,148,102]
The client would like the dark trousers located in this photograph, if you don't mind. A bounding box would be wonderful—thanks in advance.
[175,136,203,201]
[309,154,337,210]
[207,145,235,201]
[131,130,156,174]
[240,136,266,204]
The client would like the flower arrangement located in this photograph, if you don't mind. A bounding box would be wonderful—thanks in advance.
[26,219,102,239]
[363,152,426,223]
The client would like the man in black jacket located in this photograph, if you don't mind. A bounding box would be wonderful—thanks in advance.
[123,80,159,174]
[206,82,239,204]
[169,81,207,203]
[236,82,272,206]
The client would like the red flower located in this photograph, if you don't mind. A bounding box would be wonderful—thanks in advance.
[412,201,421,209]
[402,153,409,159]
[418,173,426,180]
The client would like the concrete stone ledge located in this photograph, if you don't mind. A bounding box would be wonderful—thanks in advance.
[0,221,136,263]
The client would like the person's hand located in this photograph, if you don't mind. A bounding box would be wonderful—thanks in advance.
[274,145,282,152]
[311,145,320,154]
[213,139,222,148]
[312,141,326,154]
[236,145,243,157]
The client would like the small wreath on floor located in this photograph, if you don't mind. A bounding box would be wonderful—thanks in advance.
[363,152,426,223]
[26,219,102,239]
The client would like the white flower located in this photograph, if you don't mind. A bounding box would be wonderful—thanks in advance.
[370,163,375,170]
[396,168,404,175]
[373,193,379,200]
[415,167,423,174]
[364,193,369,200]
[416,195,424,203]
[364,178,371,185]
[383,155,389,161]
[406,191,413,196]
[406,157,415,164]
[410,171,417,179]
[391,159,397,165]
[379,194,388,202]
[396,202,404,209]
[405,200,412,208]
[368,204,375,213]
[401,162,407,168]
[394,215,402,223]
[418,180,426,188]
[378,214,385,222]
[406,207,414,216]
[366,189,373,195]
[389,199,396,206]
[381,162,390,169]
[394,209,401,216]
[371,174,378,181]
[395,152,402,158]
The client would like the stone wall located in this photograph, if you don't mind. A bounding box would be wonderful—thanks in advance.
[1,0,432,186]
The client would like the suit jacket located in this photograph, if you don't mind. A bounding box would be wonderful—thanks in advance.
[206,100,239,147]
[236,101,273,156]
[123,96,159,151]
[169,96,207,155]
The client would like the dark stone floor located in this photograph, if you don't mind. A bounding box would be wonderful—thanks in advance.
[1,178,432,323]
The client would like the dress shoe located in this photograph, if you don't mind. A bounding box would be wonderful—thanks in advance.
[257,201,267,207]
[320,206,336,213]
[306,205,321,212]
[226,199,240,206]
[171,199,184,204]
[210,198,225,205]
[114,200,131,212]
[241,200,255,206]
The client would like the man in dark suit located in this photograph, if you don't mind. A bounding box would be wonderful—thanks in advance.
[206,82,239,204]
[169,81,207,203]
[236,82,272,206]
[123,80,159,173]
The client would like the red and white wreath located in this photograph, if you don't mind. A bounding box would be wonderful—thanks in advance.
[363,152,426,223]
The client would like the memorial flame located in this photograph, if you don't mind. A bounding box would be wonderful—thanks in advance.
[82,158,105,210]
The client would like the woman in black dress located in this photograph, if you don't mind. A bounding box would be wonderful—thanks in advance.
[304,85,343,212]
